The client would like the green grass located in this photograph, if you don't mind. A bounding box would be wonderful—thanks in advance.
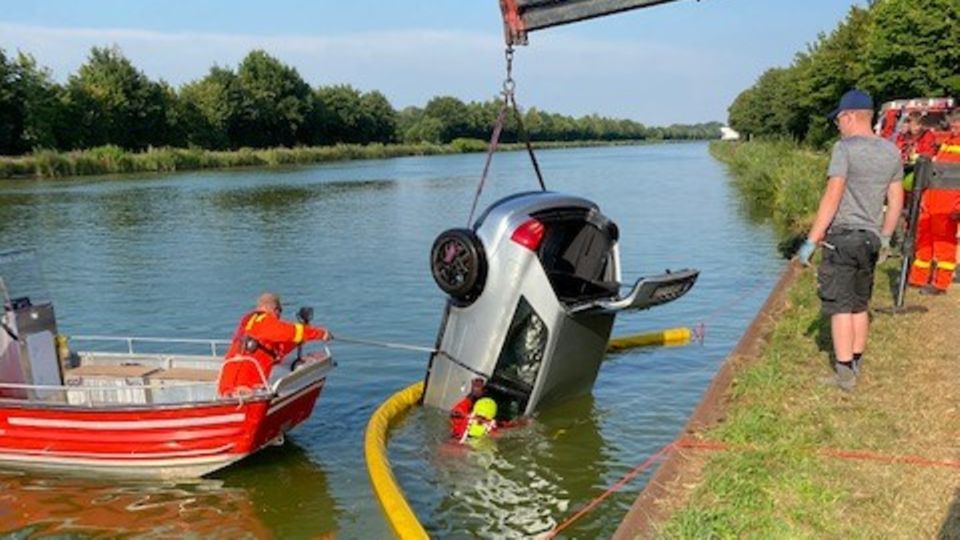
[658,266,960,539]
[0,139,663,180]
[596,138,954,538]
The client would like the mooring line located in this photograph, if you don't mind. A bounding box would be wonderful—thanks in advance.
[542,441,677,539]
[690,265,790,345]
[543,434,960,537]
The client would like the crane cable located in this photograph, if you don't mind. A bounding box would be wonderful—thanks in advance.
[466,46,547,227]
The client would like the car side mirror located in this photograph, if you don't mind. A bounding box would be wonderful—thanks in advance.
[297,306,314,324]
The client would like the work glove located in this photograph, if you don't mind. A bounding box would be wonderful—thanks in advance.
[877,235,892,266]
[797,239,817,267]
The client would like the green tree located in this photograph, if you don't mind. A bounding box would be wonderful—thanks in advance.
[0,50,61,153]
[358,90,398,144]
[15,52,62,150]
[0,50,24,154]
[233,50,312,147]
[861,0,960,102]
[403,116,443,144]
[730,67,806,140]
[178,66,239,149]
[423,96,470,143]
[797,6,872,146]
[311,84,364,144]
[62,46,172,150]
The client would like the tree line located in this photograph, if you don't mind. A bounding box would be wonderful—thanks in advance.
[727,0,959,147]
[0,46,720,156]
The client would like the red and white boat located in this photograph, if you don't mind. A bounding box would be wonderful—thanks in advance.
[0,249,333,479]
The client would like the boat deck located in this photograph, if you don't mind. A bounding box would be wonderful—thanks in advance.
[62,359,223,405]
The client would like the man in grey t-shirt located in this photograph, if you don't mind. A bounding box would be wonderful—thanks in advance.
[797,89,904,391]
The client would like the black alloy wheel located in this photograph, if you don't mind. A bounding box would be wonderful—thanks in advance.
[430,228,486,301]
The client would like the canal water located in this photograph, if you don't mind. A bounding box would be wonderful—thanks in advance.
[0,142,781,538]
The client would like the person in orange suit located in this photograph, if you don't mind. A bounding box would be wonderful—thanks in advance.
[909,110,960,294]
[218,292,330,396]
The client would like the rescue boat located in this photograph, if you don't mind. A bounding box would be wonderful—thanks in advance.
[0,249,333,479]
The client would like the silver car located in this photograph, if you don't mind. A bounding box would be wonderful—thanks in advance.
[422,191,698,418]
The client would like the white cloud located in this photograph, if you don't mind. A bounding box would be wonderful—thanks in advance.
[0,22,739,124]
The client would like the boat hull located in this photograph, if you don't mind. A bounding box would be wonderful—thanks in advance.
[0,379,325,479]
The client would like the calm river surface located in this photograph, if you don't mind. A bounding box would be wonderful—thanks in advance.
[0,142,781,538]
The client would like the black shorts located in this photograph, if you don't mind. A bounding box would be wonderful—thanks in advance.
[817,229,881,315]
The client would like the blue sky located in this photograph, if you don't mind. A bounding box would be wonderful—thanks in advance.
[0,0,867,125]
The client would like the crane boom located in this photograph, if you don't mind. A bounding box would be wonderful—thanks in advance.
[501,0,688,45]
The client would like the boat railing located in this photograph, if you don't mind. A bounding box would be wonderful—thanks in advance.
[0,380,216,392]
[70,334,231,357]
[0,337,331,407]
[218,355,271,393]
[0,378,248,409]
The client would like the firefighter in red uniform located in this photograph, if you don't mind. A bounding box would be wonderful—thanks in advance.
[218,292,330,396]
[909,110,960,294]
[895,111,938,164]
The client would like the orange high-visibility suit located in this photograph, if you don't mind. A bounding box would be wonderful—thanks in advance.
[218,310,329,395]
[909,135,960,290]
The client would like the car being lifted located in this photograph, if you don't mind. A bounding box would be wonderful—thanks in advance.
[421,191,698,419]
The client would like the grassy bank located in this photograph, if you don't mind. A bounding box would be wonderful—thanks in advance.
[710,140,828,254]
[0,139,658,180]
[657,142,960,537]
[658,263,960,538]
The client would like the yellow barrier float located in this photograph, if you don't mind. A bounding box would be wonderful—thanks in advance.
[364,327,693,537]
[364,381,429,540]
[606,326,693,352]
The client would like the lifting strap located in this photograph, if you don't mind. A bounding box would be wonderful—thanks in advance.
[466,46,547,227]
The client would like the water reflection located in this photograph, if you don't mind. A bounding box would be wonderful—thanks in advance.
[221,442,340,538]
[0,471,268,538]
[98,187,180,230]
[0,441,338,539]
[210,179,396,212]
[397,395,610,538]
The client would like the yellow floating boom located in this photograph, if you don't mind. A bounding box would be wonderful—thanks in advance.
[364,380,428,540]
[365,327,692,538]
[607,327,692,351]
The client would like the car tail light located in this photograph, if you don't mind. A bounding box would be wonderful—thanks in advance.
[511,218,545,251]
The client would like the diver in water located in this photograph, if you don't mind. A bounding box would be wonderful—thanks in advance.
[460,397,499,443]
[449,377,486,440]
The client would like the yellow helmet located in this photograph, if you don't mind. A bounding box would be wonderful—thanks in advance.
[472,397,497,420]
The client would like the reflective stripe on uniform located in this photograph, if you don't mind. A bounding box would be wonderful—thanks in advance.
[913,259,932,269]
[937,261,957,271]
[245,313,266,331]
[294,323,304,343]
[940,144,960,154]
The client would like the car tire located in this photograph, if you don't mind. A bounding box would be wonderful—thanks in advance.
[430,228,486,301]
